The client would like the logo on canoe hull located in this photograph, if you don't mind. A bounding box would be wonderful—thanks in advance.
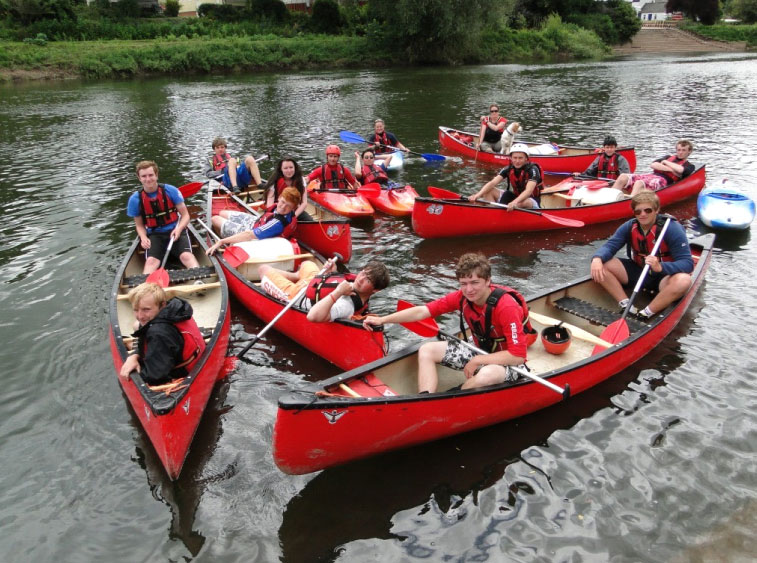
[326,225,341,238]
[144,406,151,421]
[183,398,190,415]
[323,410,347,424]
[426,204,443,215]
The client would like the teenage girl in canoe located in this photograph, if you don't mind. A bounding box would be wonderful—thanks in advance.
[264,157,313,221]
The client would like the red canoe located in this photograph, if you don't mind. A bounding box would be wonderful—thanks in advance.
[209,185,353,264]
[109,225,231,480]
[210,239,387,371]
[438,126,637,173]
[306,186,375,218]
[272,234,714,474]
[365,184,419,217]
[411,166,706,238]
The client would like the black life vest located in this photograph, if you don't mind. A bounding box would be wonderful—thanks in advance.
[319,164,350,190]
[458,286,533,353]
[305,273,369,316]
[597,153,620,179]
[361,163,388,185]
[506,164,542,199]
[253,205,297,239]
[483,116,507,143]
[140,184,180,229]
[212,152,231,171]
[629,214,674,267]
[138,317,206,379]
[655,155,688,184]
[369,131,392,154]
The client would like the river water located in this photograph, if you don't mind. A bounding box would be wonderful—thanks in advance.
[1,53,756,562]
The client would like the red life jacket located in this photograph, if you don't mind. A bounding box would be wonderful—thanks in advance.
[361,163,388,185]
[458,286,533,353]
[655,155,688,184]
[369,131,392,154]
[212,152,231,171]
[507,164,542,199]
[629,215,674,267]
[140,184,180,229]
[597,153,621,179]
[305,273,369,316]
[139,317,206,379]
[253,205,298,239]
[319,164,350,190]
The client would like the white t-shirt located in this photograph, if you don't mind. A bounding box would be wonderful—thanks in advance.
[300,295,356,321]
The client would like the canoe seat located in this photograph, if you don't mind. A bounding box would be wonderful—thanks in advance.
[343,374,397,398]
[552,296,647,333]
[122,266,217,288]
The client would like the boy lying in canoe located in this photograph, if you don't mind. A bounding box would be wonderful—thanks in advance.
[363,253,534,393]
[610,139,694,197]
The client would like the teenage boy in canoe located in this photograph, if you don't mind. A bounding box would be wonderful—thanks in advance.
[363,253,534,393]
[590,192,693,319]
[203,136,266,192]
[205,187,301,255]
[307,145,361,191]
[575,136,631,180]
[119,282,206,385]
[258,259,390,322]
[476,104,508,153]
[127,160,201,275]
[468,143,542,210]
[366,119,409,167]
[610,140,695,197]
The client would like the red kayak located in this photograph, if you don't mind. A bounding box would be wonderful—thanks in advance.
[209,185,353,264]
[438,126,637,173]
[272,234,714,474]
[365,183,419,217]
[307,185,375,219]
[411,166,706,238]
[109,225,231,480]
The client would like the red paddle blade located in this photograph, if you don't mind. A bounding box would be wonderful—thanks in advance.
[530,211,585,228]
[223,245,249,268]
[397,299,440,337]
[358,183,382,198]
[428,186,461,199]
[146,268,169,288]
[179,181,205,198]
[593,319,630,355]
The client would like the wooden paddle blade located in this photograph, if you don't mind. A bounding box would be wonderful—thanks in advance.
[358,183,382,198]
[593,319,630,355]
[223,245,249,268]
[339,130,366,144]
[421,153,446,161]
[179,181,206,198]
[146,268,169,288]
[427,186,462,199]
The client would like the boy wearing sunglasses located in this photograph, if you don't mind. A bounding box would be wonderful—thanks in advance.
[590,192,693,319]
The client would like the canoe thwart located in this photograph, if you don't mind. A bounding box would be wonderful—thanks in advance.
[242,253,314,265]
[121,266,217,288]
[552,296,647,333]
[118,281,221,300]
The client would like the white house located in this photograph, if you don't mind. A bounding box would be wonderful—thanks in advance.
[638,1,671,21]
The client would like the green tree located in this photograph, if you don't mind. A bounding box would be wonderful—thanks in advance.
[247,0,288,23]
[164,0,180,17]
[310,0,344,34]
[727,0,757,23]
[666,0,720,25]
[4,0,76,23]
[607,0,640,43]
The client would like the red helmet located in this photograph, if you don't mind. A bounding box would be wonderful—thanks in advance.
[541,324,572,355]
[326,144,341,156]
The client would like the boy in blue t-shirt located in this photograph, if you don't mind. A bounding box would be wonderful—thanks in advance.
[126,160,200,275]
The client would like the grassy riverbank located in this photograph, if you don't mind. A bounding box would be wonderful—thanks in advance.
[682,22,757,47]
[0,22,609,83]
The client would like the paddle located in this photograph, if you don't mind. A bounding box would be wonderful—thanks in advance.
[527,311,612,348]
[145,236,175,287]
[179,180,209,198]
[597,216,672,352]
[339,130,447,162]
[396,300,570,398]
[218,184,263,217]
[194,217,248,268]
[237,253,342,362]
[427,186,585,228]
[541,178,614,195]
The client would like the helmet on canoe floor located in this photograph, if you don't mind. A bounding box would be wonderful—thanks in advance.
[508,143,529,157]
[326,144,341,156]
[541,324,572,355]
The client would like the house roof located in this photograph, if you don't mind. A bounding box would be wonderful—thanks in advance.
[640,1,669,13]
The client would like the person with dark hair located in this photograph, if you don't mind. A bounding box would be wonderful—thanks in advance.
[203,137,265,192]
[264,157,312,220]
[126,160,200,274]
[591,191,693,319]
[476,104,508,153]
[363,253,534,393]
[611,140,695,196]
[577,136,632,180]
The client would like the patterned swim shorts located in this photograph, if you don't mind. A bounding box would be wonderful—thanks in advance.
[220,211,256,238]
[440,338,526,383]
[627,173,668,192]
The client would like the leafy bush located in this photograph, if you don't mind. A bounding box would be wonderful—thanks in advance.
[247,0,289,23]
[22,32,48,45]
[726,0,757,23]
[164,0,180,18]
[309,0,343,34]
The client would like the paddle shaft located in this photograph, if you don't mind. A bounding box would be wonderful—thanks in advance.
[237,254,341,360]
[159,237,175,270]
[219,184,262,217]
[437,329,570,398]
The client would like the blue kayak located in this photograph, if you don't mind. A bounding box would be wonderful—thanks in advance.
[697,180,755,231]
